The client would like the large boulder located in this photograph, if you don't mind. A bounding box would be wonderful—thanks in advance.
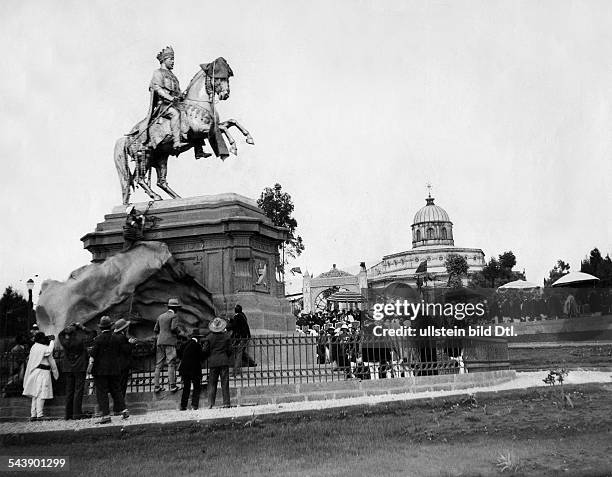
[36,241,215,338]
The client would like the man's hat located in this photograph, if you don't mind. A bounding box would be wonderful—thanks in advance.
[98,316,113,329]
[208,317,227,333]
[113,318,130,332]
[156,46,174,63]
[200,57,233,79]
[167,298,181,308]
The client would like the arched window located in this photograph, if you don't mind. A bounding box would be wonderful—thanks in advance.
[441,228,447,239]
[416,230,421,241]
[426,228,434,240]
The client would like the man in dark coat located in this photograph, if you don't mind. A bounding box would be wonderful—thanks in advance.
[178,329,205,410]
[58,322,96,420]
[113,318,136,401]
[227,304,251,378]
[203,317,232,408]
[89,316,129,424]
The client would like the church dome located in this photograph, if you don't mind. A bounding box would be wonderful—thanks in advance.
[413,197,450,224]
[411,195,454,248]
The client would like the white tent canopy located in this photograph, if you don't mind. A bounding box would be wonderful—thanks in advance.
[498,279,540,290]
[551,271,600,287]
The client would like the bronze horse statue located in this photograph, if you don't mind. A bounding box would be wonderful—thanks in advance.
[114,57,254,205]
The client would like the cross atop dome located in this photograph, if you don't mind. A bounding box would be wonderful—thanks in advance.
[426,183,434,205]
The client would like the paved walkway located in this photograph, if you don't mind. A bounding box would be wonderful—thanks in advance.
[2,370,610,435]
[509,341,612,348]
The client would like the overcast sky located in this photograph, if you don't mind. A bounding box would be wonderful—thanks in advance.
[1,0,611,299]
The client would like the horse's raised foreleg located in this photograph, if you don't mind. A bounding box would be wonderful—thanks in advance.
[155,157,181,200]
[219,119,255,145]
[218,124,237,155]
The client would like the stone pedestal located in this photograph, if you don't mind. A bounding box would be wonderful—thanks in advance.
[81,194,295,334]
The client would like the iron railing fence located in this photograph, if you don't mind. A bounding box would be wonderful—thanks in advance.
[0,334,508,397]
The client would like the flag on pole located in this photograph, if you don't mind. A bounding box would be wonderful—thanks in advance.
[415,260,428,274]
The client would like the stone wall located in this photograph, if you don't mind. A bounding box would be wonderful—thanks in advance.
[0,370,515,421]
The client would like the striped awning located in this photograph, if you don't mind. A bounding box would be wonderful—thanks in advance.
[327,291,365,302]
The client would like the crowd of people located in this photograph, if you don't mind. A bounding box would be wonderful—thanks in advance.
[295,308,362,336]
[294,309,378,379]
[294,288,612,331]
[488,289,612,322]
[6,300,251,423]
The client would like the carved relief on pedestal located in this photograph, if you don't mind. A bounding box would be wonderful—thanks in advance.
[254,258,269,291]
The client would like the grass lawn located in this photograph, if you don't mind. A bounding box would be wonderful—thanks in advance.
[3,383,612,476]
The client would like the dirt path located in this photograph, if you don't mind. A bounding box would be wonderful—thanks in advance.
[1,370,610,436]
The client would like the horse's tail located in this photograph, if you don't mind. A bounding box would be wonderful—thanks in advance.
[114,136,132,205]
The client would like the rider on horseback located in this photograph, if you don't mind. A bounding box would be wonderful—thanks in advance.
[148,46,185,150]
[115,52,254,205]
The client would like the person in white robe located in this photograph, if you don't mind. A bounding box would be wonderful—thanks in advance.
[22,332,59,420]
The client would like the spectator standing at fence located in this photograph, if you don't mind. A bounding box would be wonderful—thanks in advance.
[178,329,205,410]
[227,304,251,378]
[58,322,96,420]
[89,316,129,424]
[316,329,328,364]
[113,318,136,400]
[353,356,371,380]
[153,298,181,393]
[22,332,58,421]
[564,294,578,318]
[203,317,232,408]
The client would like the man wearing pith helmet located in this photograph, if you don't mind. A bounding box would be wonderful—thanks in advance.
[153,298,181,393]
[203,317,232,408]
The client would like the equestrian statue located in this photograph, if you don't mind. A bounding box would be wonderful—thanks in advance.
[114,46,254,205]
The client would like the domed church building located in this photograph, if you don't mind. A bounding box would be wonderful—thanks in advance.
[367,191,485,292]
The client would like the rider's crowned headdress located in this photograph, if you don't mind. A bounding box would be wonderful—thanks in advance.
[156,46,174,63]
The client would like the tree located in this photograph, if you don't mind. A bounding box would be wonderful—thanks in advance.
[257,184,305,276]
[498,251,517,270]
[580,248,612,288]
[445,254,469,288]
[544,260,570,287]
[0,286,29,338]
[480,257,501,288]
[470,251,525,288]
